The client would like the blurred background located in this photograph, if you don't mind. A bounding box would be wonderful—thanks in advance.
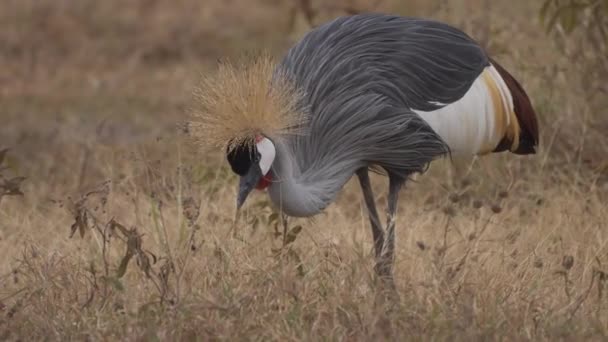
[0,1,607,339]
[1,0,606,173]
[1,0,606,159]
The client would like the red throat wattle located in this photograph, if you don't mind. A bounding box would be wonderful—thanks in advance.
[256,172,272,190]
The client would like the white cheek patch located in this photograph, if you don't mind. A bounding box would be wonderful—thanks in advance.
[256,137,276,175]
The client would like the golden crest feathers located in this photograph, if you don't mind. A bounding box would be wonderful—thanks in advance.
[189,53,306,152]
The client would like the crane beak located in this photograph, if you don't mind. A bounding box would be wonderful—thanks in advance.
[236,164,263,210]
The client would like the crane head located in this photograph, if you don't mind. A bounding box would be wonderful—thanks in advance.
[227,135,276,210]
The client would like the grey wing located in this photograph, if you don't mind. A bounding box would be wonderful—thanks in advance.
[278,14,489,180]
[280,14,489,113]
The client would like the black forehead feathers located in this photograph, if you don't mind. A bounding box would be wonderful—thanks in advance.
[226,140,259,176]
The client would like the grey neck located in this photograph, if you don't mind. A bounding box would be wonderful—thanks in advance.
[266,138,359,217]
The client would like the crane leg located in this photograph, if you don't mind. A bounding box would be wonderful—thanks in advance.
[377,175,403,282]
[356,168,385,261]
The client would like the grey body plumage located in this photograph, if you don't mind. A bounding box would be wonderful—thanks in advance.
[268,14,488,216]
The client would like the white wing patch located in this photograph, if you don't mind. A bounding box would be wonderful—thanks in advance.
[414,65,515,156]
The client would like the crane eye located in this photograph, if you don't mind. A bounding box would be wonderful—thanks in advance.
[254,152,261,163]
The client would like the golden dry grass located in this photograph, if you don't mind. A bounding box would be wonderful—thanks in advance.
[1,0,607,340]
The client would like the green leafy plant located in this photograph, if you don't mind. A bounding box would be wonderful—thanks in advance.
[540,0,608,34]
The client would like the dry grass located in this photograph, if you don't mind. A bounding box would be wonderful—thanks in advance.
[0,0,607,340]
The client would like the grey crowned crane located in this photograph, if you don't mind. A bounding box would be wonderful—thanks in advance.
[191,14,539,283]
